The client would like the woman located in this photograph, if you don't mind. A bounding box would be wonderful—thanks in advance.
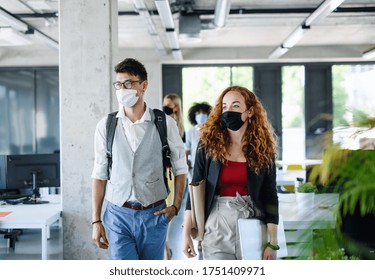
[185,102,212,252]
[182,85,279,260]
[185,102,212,183]
[162,93,186,259]
[163,94,185,142]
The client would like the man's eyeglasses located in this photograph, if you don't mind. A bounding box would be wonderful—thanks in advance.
[113,80,143,90]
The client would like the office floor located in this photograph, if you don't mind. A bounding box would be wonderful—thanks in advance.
[166,191,202,260]
[0,225,63,260]
[0,192,200,260]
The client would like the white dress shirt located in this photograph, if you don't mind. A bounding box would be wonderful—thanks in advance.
[92,104,188,181]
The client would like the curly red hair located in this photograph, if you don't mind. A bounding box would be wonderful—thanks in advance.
[199,86,278,174]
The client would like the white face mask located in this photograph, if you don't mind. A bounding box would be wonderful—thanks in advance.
[116,89,138,108]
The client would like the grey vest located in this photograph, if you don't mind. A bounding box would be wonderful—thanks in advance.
[104,109,167,206]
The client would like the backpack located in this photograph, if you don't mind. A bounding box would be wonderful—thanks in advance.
[105,108,172,192]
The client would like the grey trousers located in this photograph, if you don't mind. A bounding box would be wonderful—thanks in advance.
[202,196,249,260]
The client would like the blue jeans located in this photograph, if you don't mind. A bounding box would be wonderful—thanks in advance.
[103,201,169,260]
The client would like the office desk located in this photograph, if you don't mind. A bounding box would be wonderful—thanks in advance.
[279,193,339,229]
[276,170,306,186]
[0,195,62,260]
[278,193,339,257]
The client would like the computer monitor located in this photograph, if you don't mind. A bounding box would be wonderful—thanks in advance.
[0,153,60,204]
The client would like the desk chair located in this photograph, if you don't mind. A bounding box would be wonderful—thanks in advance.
[280,164,303,193]
[1,229,22,250]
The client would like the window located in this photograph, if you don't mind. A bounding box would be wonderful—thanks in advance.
[281,66,305,162]
[182,66,253,129]
[332,65,375,149]
[164,62,374,160]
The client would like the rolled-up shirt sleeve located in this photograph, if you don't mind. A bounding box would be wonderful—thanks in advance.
[91,117,109,180]
[166,115,188,176]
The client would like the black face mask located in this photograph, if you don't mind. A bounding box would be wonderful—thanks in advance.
[220,111,245,131]
[163,106,174,115]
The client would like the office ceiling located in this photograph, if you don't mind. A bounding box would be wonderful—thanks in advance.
[0,0,374,61]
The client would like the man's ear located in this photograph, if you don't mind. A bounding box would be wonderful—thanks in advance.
[142,80,148,91]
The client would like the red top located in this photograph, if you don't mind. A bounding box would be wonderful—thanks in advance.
[218,160,249,197]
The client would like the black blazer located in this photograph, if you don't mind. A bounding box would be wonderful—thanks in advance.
[186,144,279,225]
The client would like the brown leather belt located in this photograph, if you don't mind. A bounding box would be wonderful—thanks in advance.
[122,199,164,210]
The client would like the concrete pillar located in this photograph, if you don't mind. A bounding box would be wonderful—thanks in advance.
[59,0,118,259]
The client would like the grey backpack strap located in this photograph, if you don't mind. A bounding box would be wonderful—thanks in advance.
[106,111,118,179]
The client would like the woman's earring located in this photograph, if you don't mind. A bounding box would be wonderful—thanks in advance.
[249,118,252,124]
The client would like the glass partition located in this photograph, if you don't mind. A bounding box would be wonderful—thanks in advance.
[0,68,59,155]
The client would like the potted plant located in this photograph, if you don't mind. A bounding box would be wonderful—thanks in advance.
[308,114,375,259]
[296,182,318,210]
[297,182,318,193]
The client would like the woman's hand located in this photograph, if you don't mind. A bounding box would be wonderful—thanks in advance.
[264,223,278,260]
[262,246,276,260]
[183,235,197,258]
[182,210,197,258]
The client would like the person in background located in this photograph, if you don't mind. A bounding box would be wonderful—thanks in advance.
[185,102,212,252]
[185,102,212,184]
[182,85,279,260]
[162,93,186,259]
[91,58,187,260]
[163,94,185,142]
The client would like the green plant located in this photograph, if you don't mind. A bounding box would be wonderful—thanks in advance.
[297,182,318,193]
[311,145,375,222]
[308,229,360,260]
[308,114,375,259]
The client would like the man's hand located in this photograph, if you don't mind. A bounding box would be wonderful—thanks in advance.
[154,205,177,221]
[92,223,109,249]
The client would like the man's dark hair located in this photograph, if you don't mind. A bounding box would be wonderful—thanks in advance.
[188,102,212,125]
[114,58,148,81]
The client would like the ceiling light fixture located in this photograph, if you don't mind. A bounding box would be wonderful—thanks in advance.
[165,30,180,49]
[305,0,345,26]
[172,49,183,61]
[155,0,175,29]
[268,46,289,59]
[282,25,309,48]
[132,0,167,56]
[269,0,344,59]
[362,47,375,59]
[0,27,31,46]
[0,6,58,49]
[0,7,29,32]
[155,0,183,60]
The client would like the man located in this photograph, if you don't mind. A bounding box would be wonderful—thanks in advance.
[91,58,187,260]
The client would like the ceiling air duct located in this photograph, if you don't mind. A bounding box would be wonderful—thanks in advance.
[213,0,231,28]
[179,13,201,42]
